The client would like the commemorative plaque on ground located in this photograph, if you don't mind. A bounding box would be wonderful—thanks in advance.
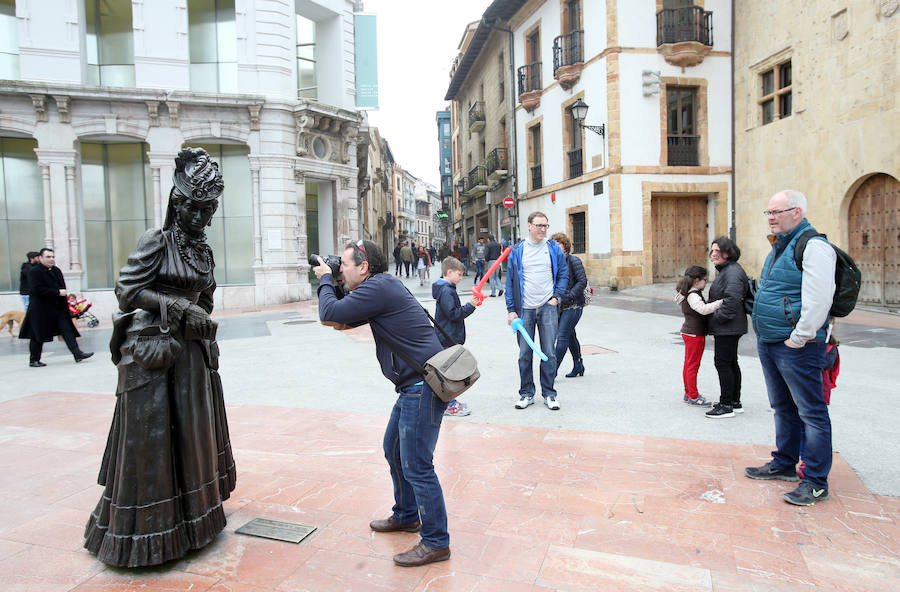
[235,518,317,543]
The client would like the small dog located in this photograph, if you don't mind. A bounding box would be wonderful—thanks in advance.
[1,310,26,337]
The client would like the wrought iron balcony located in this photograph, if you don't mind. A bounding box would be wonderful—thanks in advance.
[468,101,486,133]
[467,165,488,197]
[667,135,699,166]
[656,6,713,45]
[567,148,583,179]
[656,6,713,67]
[553,30,584,74]
[484,147,508,181]
[530,164,543,191]
[517,62,542,111]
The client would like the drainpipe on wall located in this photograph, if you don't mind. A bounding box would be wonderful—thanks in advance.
[485,17,520,243]
[729,0,736,241]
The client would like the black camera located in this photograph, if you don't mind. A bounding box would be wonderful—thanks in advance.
[309,253,341,276]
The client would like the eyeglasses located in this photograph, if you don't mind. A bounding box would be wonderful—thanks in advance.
[763,207,796,217]
[531,223,549,229]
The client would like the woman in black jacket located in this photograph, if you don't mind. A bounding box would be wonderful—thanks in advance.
[551,233,588,377]
[706,236,749,418]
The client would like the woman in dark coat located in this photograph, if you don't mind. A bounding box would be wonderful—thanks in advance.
[551,233,588,377]
[705,236,749,418]
[83,148,236,567]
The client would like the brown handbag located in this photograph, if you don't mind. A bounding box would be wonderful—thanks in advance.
[132,294,182,370]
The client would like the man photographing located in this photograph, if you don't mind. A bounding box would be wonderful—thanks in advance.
[312,240,452,567]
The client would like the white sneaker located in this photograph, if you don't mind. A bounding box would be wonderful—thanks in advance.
[544,397,560,410]
[515,396,534,409]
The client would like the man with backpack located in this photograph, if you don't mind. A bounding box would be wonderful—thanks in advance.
[746,190,837,506]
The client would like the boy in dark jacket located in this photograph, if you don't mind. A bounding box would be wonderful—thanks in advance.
[432,256,476,416]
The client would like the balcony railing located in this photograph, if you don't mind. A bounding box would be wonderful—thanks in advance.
[517,62,542,95]
[567,148,583,179]
[484,147,508,179]
[667,135,700,166]
[468,101,485,133]
[656,6,713,46]
[467,165,487,196]
[530,164,543,191]
[553,30,584,74]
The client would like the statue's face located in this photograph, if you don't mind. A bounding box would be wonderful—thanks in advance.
[176,198,217,235]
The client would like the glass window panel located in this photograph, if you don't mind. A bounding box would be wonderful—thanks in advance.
[780,92,792,118]
[0,0,18,65]
[223,216,252,284]
[217,61,238,93]
[7,218,42,291]
[1,138,41,220]
[220,145,251,217]
[780,61,791,88]
[296,14,315,44]
[216,0,236,62]
[85,64,100,86]
[0,220,9,291]
[85,0,99,65]
[762,70,774,95]
[81,144,107,221]
[189,0,218,63]
[84,220,111,289]
[97,0,134,66]
[190,63,218,92]
[99,64,135,87]
[762,99,774,124]
[111,220,146,281]
[680,92,694,134]
[107,144,146,221]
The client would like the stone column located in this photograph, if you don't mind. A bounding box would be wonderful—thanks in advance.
[64,165,81,272]
[248,158,263,266]
[147,152,177,227]
[34,150,77,276]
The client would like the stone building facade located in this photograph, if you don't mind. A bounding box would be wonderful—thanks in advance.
[0,0,368,318]
[734,0,899,309]
[446,0,733,289]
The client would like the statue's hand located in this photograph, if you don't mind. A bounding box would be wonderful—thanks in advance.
[184,303,210,331]
[165,297,191,328]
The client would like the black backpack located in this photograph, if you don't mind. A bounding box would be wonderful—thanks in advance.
[794,231,862,318]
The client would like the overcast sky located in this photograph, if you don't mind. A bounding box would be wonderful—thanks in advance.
[363,0,492,187]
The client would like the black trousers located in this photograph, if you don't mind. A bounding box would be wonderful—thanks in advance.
[713,334,742,407]
[30,317,80,362]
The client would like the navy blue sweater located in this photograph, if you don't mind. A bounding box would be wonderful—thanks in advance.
[432,279,475,347]
[318,273,443,389]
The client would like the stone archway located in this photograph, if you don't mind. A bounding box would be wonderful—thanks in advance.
[848,173,900,307]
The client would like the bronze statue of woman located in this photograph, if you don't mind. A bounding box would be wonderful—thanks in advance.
[84,147,237,567]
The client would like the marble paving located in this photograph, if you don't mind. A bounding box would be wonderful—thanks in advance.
[0,392,897,591]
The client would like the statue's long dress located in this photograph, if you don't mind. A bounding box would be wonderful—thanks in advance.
[84,228,236,567]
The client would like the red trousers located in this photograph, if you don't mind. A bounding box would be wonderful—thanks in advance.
[682,334,706,398]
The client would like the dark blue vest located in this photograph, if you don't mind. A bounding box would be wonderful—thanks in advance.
[752,220,828,343]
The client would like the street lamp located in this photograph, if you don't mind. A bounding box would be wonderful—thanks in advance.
[570,98,605,137]
[456,179,466,195]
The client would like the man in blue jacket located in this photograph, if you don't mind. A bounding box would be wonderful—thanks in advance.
[313,240,452,567]
[746,190,836,506]
[505,211,568,410]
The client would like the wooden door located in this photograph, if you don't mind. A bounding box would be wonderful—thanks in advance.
[651,194,708,282]
[849,174,900,306]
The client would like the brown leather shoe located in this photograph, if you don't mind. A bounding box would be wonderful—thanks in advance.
[393,541,451,567]
[369,517,421,533]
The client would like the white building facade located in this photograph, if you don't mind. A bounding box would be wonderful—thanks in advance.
[0,0,368,317]
[510,0,732,287]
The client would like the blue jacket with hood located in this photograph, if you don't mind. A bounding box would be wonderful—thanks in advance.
[432,279,475,347]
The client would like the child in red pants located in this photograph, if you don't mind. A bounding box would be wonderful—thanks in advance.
[675,266,723,407]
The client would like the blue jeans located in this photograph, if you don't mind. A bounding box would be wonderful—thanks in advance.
[22,295,29,310]
[475,260,485,281]
[757,340,831,488]
[517,303,558,399]
[555,307,583,368]
[383,382,449,549]
[461,257,469,274]
[486,260,501,295]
